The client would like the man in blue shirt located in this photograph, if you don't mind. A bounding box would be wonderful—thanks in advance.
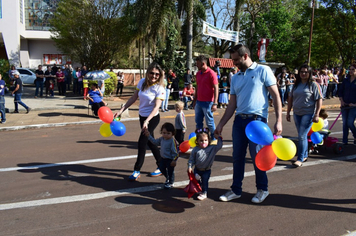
[214,44,282,204]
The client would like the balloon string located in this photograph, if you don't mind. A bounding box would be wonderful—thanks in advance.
[329,111,341,131]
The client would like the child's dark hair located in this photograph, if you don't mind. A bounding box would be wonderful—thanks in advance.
[161,122,176,135]
[195,127,211,145]
[319,109,328,119]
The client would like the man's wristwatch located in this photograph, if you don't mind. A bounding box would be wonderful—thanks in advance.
[213,103,218,106]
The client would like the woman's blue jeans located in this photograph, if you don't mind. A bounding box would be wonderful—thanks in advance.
[195,100,215,139]
[279,88,286,105]
[161,88,170,110]
[341,107,356,144]
[293,113,313,162]
[231,115,267,195]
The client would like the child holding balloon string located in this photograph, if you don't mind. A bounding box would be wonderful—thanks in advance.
[144,122,179,189]
[188,128,223,200]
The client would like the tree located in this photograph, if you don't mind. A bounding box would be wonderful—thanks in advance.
[50,0,129,70]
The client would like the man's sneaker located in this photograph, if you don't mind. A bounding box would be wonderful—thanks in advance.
[26,108,31,114]
[219,190,241,202]
[128,171,140,181]
[1,120,5,124]
[197,192,207,201]
[251,189,269,203]
[150,168,162,177]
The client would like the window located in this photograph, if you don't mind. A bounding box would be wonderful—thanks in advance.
[18,69,33,75]
[24,0,59,30]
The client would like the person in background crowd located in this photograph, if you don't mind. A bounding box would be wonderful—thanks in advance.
[169,69,179,101]
[81,66,89,98]
[218,75,230,108]
[228,67,237,84]
[56,68,65,96]
[0,74,6,123]
[161,71,171,112]
[320,69,329,99]
[184,68,193,86]
[72,66,78,95]
[277,71,287,107]
[45,66,55,97]
[34,65,44,98]
[193,55,219,140]
[286,64,322,167]
[76,67,82,95]
[113,62,166,181]
[116,71,124,97]
[64,65,71,92]
[339,63,356,145]
[182,82,195,110]
[98,79,105,97]
[52,63,58,74]
[11,71,31,114]
[213,60,221,80]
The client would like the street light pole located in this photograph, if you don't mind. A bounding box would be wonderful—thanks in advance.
[307,0,316,66]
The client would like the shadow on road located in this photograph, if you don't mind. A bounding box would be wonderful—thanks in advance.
[38,112,95,118]
[77,139,138,150]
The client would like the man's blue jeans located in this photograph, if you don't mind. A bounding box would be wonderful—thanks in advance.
[0,96,5,122]
[293,113,313,162]
[14,93,29,111]
[183,96,192,109]
[195,100,215,139]
[35,80,44,97]
[341,107,356,144]
[231,115,267,195]
[161,88,170,110]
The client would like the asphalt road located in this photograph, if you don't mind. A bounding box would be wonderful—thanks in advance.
[0,109,355,236]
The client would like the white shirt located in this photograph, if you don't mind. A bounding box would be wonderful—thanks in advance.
[137,78,166,117]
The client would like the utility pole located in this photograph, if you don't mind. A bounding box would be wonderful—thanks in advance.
[307,0,316,66]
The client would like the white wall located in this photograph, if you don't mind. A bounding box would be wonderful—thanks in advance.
[27,39,62,68]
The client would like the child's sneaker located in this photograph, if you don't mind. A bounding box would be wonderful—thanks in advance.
[128,171,140,181]
[197,192,207,200]
[150,168,162,177]
[195,173,201,181]
[164,183,172,189]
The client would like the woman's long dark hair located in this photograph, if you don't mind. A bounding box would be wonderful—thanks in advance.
[292,64,313,91]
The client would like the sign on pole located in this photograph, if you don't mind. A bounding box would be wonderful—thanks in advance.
[202,21,238,43]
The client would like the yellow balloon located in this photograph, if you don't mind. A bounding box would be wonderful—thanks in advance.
[100,123,112,137]
[311,118,324,132]
[189,137,196,147]
[271,138,296,161]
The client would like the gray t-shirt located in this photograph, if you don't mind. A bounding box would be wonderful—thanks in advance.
[148,136,179,160]
[291,81,322,115]
[188,137,223,169]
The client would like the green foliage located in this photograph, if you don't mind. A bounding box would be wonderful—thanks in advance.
[104,71,117,96]
[50,0,130,70]
[0,59,10,84]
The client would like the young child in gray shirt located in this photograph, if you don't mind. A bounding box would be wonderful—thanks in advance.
[188,128,223,200]
[145,122,179,189]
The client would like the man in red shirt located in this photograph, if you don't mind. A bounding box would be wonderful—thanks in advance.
[182,82,195,110]
[193,55,219,140]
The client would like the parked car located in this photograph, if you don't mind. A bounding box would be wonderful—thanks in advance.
[16,68,37,85]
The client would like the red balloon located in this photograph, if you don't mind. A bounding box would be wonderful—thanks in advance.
[307,128,313,136]
[98,106,113,123]
[180,141,190,153]
[255,145,277,171]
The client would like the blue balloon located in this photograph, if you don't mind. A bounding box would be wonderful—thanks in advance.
[245,120,274,145]
[188,132,196,140]
[110,121,126,136]
[310,132,323,144]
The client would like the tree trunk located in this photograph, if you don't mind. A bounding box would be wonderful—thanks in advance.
[142,38,146,73]
[233,0,245,46]
[186,0,193,70]
[138,39,142,79]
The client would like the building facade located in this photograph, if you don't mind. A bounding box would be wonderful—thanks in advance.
[0,0,70,68]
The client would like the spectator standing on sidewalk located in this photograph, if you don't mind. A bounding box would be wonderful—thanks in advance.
[116,71,124,97]
[56,68,65,96]
[44,66,54,97]
[193,55,219,140]
[183,68,193,86]
[76,67,82,95]
[214,44,282,204]
[11,71,31,114]
[72,67,78,95]
[169,69,179,101]
[0,74,6,123]
[35,65,44,98]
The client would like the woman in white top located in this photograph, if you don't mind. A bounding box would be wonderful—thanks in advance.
[114,62,166,181]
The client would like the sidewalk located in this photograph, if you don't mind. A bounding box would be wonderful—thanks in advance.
[0,89,342,131]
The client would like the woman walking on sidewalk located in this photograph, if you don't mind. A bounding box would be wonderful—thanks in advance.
[114,62,166,181]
